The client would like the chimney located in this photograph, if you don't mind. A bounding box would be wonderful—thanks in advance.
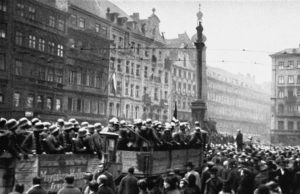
[131,13,140,21]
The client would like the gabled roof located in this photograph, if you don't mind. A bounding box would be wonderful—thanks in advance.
[68,0,132,21]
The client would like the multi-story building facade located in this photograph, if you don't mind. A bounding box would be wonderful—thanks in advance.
[0,0,68,120]
[166,33,197,121]
[106,9,170,122]
[63,0,110,123]
[166,33,270,141]
[207,67,271,141]
[270,47,300,145]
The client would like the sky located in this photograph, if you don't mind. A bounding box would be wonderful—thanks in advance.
[109,0,300,83]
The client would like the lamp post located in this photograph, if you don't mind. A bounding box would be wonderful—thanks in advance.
[191,4,207,128]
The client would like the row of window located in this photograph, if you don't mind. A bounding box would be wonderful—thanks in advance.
[108,102,168,120]
[16,2,65,31]
[278,60,300,70]
[175,98,194,110]
[278,75,300,84]
[278,120,300,130]
[278,88,300,98]
[278,104,300,114]
[13,92,61,111]
[111,34,163,59]
[70,14,108,37]
[69,69,107,89]
[209,105,265,122]
[108,102,139,119]
[112,81,166,101]
[15,31,64,57]
[173,67,195,80]
[67,97,106,115]
[111,58,169,84]
[173,81,196,96]
[207,70,252,89]
[15,60,63,83]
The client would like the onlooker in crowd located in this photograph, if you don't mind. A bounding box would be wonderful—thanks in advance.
[163,176,180,194]
[26,177,47,194]
[137,179,148,194]
[57,175,81,194]
[118,167,139,194]
[97,175,114,194]
[9,183,24,194]
[183,174,200,194]
[83,172,94,194]
[235,129,243,151]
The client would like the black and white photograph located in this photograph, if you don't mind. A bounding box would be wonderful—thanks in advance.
[1,0,300,193]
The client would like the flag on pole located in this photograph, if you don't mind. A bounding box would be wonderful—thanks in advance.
[112,72,117,95]
[172,101,177,121]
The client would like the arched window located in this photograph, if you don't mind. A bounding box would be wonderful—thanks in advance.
[278,104,284,114]
[116,103,120,117]
[126,104,130,119]
[109,102,114,116]
[135,106,139,119]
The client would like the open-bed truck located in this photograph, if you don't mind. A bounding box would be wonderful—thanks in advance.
[0,132,203,193]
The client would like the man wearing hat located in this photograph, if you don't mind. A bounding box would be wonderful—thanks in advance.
[92,123,103,159]
[73,128,89,154]
[236,129,243,152]
[205,166,222,194]
[85,125,97,155]
[57,118,64,133]
[58,122,74,153]
[0,118,11,156]
[45,125,64,154]
[189,127,203,148]
[173,123,190,146]
[185,161,201,190]
[22,122,44,154]
[6,119,24,159]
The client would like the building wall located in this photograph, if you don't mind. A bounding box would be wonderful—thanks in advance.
[271,50,300,145]
[206,69,271,141]
[166,34,270,141]
[106,11,170,122]
[63,4,110,124]
[0,0,68,121]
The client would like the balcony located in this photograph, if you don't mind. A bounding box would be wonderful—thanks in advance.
[284,96,297,104]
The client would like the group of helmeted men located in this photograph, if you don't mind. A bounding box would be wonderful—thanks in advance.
[0,117,207,159]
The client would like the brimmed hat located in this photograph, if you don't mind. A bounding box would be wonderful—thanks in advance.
[31,118,40,126]
[49,125,59,134]
[120,120,126,125]
[87,125,95,132]
[6,119,19,131]
[0,118,7,129]
[94,123,102,129]
[64,122,73,131]
[146,118,152,123]
[78,128,87,137]
[81,121,89,128]
[18,117,29,129]
[43,122,51,128]
[83,172,93,181]
[34,122,44,132]
[57,118,64,126]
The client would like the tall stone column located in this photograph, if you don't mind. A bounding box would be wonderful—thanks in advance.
[191,5,207,128]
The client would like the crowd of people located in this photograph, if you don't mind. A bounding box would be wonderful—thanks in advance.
[4,116,300,194]
[0,117,208,160]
